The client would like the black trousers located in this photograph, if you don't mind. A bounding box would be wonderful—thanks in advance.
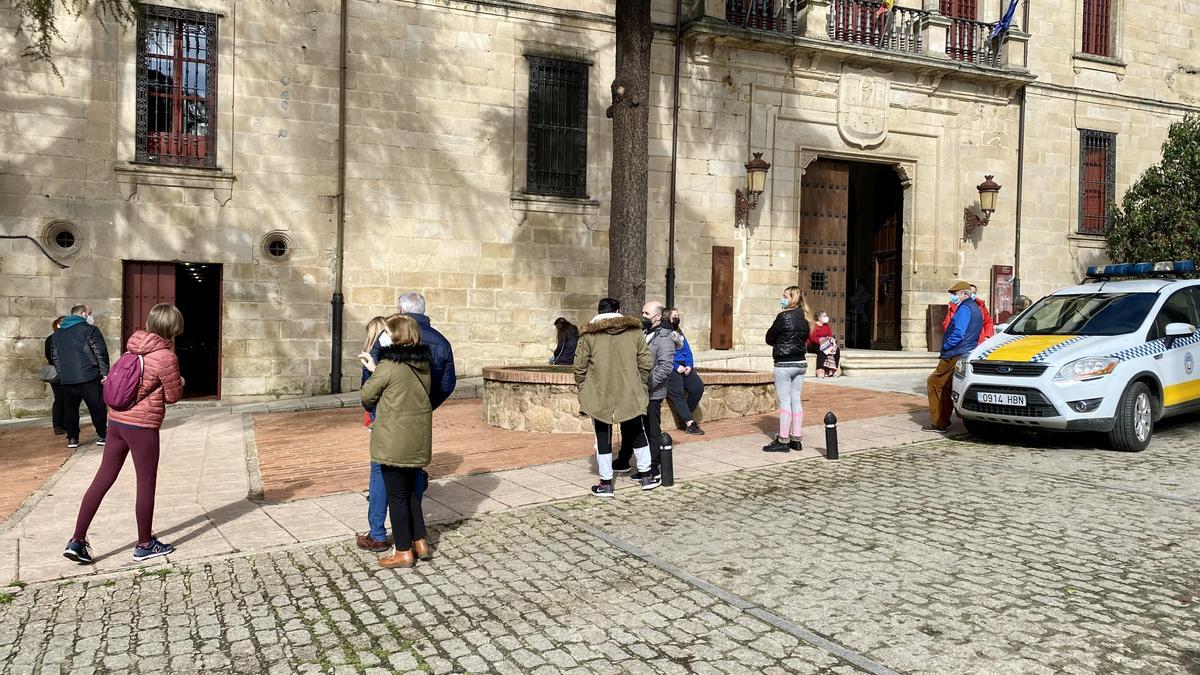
[50,382,66,431]
[379,465,427,551]
[594,417,647,455]
[617,400,663,473]
[62,379,107,440]
[666,370,705,423]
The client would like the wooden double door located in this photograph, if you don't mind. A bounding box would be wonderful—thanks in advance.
[798,159,902,350]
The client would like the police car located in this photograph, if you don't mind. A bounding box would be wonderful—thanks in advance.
[952,260,1200,452]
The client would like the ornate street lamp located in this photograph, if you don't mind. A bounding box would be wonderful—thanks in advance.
[735,152,771,228]
[964,174,1002,237]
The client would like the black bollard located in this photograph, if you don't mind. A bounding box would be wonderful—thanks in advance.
[659,431,675,487]
[824,411,839,460]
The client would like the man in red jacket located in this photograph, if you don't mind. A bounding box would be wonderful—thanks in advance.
[941,284,995,342]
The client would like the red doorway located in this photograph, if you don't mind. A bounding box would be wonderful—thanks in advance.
[122,261,223,399]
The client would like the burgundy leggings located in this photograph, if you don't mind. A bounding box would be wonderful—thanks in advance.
[72,422,161,546]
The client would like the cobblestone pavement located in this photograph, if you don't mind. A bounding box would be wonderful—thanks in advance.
[3,420,1199,673]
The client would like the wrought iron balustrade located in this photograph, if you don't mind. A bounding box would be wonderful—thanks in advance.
[827,0,925,54]
[946,16,1001,66]
[726,0,803,35]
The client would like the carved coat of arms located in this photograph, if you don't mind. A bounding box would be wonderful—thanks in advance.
[837,67,890,149]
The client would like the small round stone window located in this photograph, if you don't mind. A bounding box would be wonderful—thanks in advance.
[43,220,81,256]
[260,231,293,262]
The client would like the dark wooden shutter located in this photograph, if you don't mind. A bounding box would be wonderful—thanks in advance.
[1082,0,1112,57]
[710,246,735,350]
[122,261,176,346]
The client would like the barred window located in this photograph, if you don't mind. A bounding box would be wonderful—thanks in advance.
[136,5,218,168]
[1079,130,1116,235]
[1081,0,1113,57]
[526,56,589,198]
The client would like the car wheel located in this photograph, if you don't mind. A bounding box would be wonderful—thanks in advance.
[1107,381,1155,452]
[963,417,1001,439]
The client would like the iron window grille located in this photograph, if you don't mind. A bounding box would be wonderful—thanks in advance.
[526,56,589,198]
[1081,0,1113,57]
[1079,130,1116,235]
[136,5,218,168]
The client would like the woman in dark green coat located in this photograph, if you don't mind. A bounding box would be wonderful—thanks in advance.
[360,315,433,569]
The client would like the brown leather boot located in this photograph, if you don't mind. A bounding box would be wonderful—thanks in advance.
[379,548,415,569]
[412,538,432,561]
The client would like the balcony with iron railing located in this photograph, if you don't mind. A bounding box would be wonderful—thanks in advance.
[704,0,1029,77]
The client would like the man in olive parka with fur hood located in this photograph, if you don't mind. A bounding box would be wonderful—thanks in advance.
[573,298,658,497]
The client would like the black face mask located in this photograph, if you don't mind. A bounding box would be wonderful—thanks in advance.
[641,317,654,332]
[669,318,680,330]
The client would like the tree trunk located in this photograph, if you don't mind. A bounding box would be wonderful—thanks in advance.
[607,0,652,314]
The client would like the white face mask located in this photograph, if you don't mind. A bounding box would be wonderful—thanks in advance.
[84,314,95,326]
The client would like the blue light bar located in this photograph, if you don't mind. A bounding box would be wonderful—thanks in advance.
[1085,259,1196,279]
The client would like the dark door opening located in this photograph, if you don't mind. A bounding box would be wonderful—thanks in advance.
[798,159,903,351]
[174,263,222,398]
[122,261,222,399]
[846,163,903,349]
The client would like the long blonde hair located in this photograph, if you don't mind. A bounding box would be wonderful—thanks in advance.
[782,286,814,324]
[362,316,388,353]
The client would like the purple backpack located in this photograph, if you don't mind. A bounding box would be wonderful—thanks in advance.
[103,353,145,411]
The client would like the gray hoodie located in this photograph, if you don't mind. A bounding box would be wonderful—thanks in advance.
[645,325,681,401]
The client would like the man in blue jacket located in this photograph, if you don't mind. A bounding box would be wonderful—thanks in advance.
[925,281,983,432]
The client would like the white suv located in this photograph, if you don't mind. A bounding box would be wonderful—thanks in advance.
[952,261,1200,451]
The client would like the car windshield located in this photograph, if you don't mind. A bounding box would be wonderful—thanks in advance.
[1008,293,1157,336]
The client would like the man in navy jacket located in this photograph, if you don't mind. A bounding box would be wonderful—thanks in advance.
[926,281,983,432]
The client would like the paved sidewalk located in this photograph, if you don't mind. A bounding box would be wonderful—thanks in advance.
[3,422,1196,673]
[0,389,945,584]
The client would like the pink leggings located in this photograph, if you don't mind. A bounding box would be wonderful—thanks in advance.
[72,423,161,546]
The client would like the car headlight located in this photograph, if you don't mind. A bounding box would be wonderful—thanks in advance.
[953,359,966,378]
[1054,357,1119,382]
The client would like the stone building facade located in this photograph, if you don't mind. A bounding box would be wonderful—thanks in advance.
[1,0,1197,418]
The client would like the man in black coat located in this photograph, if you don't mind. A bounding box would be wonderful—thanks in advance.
[49,304,110,448]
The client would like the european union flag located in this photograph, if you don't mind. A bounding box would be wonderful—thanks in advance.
[990,0,1020,40]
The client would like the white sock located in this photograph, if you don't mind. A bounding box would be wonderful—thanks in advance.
[632,445,651,473]
[596,452,613,480]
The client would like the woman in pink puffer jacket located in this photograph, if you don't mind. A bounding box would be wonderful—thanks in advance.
[63,304,185,565]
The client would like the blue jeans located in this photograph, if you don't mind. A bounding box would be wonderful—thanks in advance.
[368,462,428,540]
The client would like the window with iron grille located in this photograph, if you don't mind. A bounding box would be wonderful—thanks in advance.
[1079,130,1116,235]
[1081,0,1113,57]
[136,5,218,168]
[526,56,589,198]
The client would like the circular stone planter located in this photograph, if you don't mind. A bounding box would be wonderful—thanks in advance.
[482,365,775,433]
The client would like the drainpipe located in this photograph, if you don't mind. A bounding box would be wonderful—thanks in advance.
[330,0,348,394]
[1013,85,1025,302]
[1012,0,1029,303]
[665,0,683,309]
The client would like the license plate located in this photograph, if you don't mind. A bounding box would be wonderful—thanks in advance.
[977,392,1026,407]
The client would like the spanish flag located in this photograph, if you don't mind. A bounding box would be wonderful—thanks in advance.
[875,0,895,17]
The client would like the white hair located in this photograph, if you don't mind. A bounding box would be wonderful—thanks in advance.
[397,291,426,315]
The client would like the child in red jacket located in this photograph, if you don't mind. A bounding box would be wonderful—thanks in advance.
[807,310,840,377]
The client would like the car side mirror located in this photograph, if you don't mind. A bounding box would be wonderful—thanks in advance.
[1165,322,1195,338]
[1163,322,1196,348]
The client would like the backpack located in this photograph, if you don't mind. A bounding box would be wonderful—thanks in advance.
[103,352,145,411]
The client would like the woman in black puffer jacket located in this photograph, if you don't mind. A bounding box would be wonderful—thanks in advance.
[764,286,811,452]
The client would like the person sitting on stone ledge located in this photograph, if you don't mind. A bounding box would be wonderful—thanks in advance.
[663,307,705,436]
[549,317,579,365]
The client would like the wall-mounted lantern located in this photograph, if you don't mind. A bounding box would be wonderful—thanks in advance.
[963,174,1002,238]
[735,152,771,228]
